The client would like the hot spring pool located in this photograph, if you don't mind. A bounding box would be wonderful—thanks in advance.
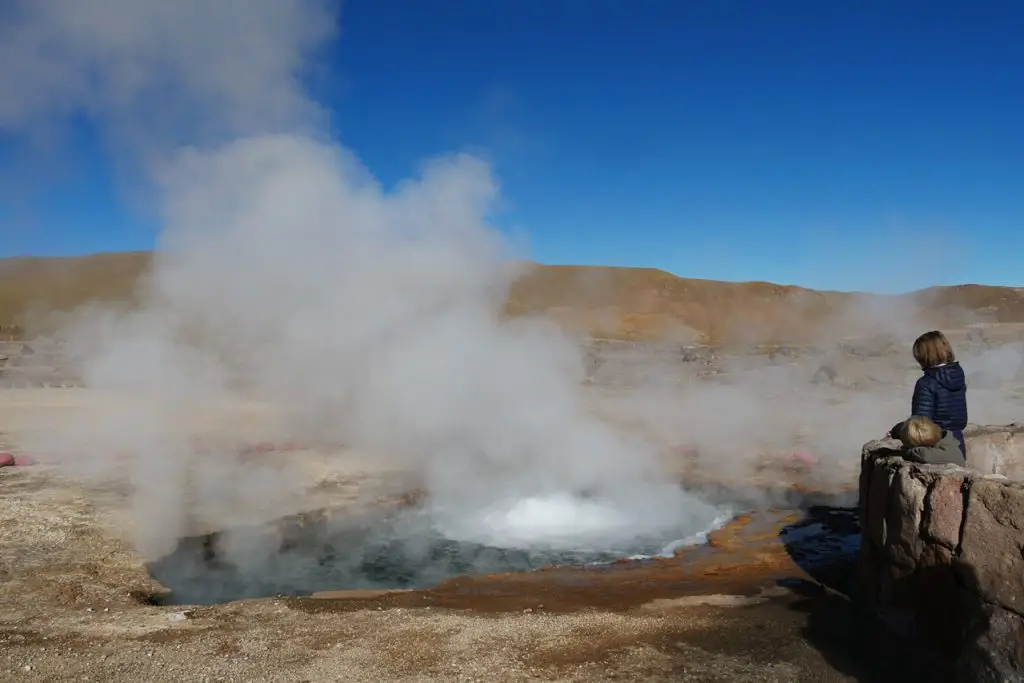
[148,491,733,605]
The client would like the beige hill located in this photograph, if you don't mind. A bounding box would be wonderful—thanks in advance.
[1,252,1023,342]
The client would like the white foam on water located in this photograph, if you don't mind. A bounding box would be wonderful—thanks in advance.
[647,510,736,558]
[431,489,729,554]
[475,493,635,548]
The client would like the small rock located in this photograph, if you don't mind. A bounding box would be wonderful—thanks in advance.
[810,363,838,385]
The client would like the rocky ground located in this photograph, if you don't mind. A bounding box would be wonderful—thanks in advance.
[2,329,1022,682]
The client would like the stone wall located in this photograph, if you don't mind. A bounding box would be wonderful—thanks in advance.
[859,425,1024,682]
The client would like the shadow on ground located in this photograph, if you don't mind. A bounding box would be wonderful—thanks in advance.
[779,506,954,683]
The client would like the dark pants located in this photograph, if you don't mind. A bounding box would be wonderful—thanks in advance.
[951,429,966,458]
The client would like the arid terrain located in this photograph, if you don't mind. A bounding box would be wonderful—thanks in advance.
[2,254,1024,681]
[4,252,1024,341]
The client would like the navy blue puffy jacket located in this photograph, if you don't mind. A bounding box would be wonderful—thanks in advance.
[911,362,968,432]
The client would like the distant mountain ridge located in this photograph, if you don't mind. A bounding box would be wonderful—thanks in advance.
[2,252,1023,342]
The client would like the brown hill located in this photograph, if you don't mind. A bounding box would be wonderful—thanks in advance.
[509,264,1024,343]
[1,252,1023,343]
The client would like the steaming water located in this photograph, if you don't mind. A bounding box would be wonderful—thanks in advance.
[466,494,640,547]
[432,492,730,554]
[150,490,733,605]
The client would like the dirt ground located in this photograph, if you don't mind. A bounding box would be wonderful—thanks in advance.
[0,385,969,683]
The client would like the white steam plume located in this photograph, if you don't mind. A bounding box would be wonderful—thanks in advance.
[1,0,721,561]
[0,0,334,152]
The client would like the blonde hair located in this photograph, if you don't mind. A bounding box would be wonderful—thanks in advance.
[900,415,942,448]
[912,330,956,370]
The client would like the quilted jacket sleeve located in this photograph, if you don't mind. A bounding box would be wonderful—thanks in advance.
[911,376,936,419]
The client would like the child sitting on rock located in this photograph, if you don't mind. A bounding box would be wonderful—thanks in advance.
[889,415,966,466]
[905,330,968,458]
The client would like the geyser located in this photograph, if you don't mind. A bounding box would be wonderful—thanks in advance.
[148,489,731,606]
[3,0,724,570]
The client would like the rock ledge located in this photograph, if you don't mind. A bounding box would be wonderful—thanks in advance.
[859,424,1024,682]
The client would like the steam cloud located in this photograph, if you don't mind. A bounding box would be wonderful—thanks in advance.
[1,0,723,562]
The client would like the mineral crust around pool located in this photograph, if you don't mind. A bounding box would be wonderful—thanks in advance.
[296,508,843,614]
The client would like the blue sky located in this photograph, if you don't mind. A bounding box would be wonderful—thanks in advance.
[1,1,1022,292]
